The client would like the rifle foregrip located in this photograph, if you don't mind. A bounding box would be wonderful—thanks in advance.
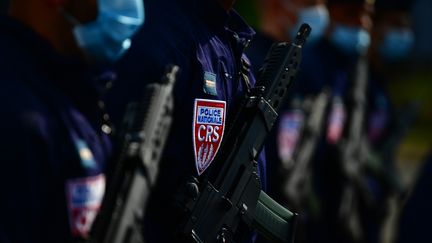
[252,191,297,243]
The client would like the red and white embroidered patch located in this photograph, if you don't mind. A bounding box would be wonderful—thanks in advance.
[193,99,226,175]
[278,110,304,163]
[66,174,105,238]
[327,98,346,144]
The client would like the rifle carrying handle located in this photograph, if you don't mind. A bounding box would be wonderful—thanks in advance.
[252,191,297,243]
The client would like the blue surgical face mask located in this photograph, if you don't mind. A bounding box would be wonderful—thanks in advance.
[379,28,414,62]
[330,24,371,56]
[64,0,145,65]
[290,4,329,43]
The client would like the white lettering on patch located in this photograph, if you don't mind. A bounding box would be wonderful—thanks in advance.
[193,99,226,175]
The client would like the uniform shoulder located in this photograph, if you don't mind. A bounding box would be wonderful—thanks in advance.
[0,69,57,137]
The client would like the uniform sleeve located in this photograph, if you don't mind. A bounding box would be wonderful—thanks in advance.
[0,114,71,243]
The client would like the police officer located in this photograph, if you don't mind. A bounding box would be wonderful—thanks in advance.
[368,0,414,147]
[363,1,415,242]
[368,0,414,148]
[104,0,266,242]
[0,0,144,242]
[302,1,376,243]
[365,1,418,243]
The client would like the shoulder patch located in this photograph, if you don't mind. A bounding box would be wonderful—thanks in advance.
[74,139,97,170]
[193,99,226,175]
[327,97,346,144]
[66,174,105,238]
[203,71,218,96]
[278,110,305,166]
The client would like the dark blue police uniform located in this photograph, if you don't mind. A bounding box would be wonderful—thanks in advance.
[104,0,266,241]
[0,17,113,242]
[397,151,432,243]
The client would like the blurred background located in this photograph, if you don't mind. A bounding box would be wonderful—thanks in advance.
[236,0,432,187]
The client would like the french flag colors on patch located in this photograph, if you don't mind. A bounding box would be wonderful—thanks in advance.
[193,99,226,176]
[66,174,105,238]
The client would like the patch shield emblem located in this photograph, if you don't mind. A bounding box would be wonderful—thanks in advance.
[278,110,305,164]
[193,99,226,175]
[66,174,106,238]
[327,97,346,144]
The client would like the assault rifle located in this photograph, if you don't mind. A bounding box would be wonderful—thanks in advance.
[337,56,370,243]
[176,24,311,243]
[283,90,330,210]
[90,65,180,243]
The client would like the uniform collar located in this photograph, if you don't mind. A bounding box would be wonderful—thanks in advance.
[226,10,255,46]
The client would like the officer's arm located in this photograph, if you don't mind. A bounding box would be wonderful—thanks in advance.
[0,115,69,243]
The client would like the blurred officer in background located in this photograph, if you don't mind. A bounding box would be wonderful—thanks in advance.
[303,0,375,243]
[105,0,266,242]
[368,0,415,162]
[362,1,416,243]
[0,0,144,242]
[248,1,374,243]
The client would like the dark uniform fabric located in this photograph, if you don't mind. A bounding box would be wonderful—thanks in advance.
[246,31,274,76]
[105,0,266,241]
[0,17,112,242]
[397,151,432,243]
